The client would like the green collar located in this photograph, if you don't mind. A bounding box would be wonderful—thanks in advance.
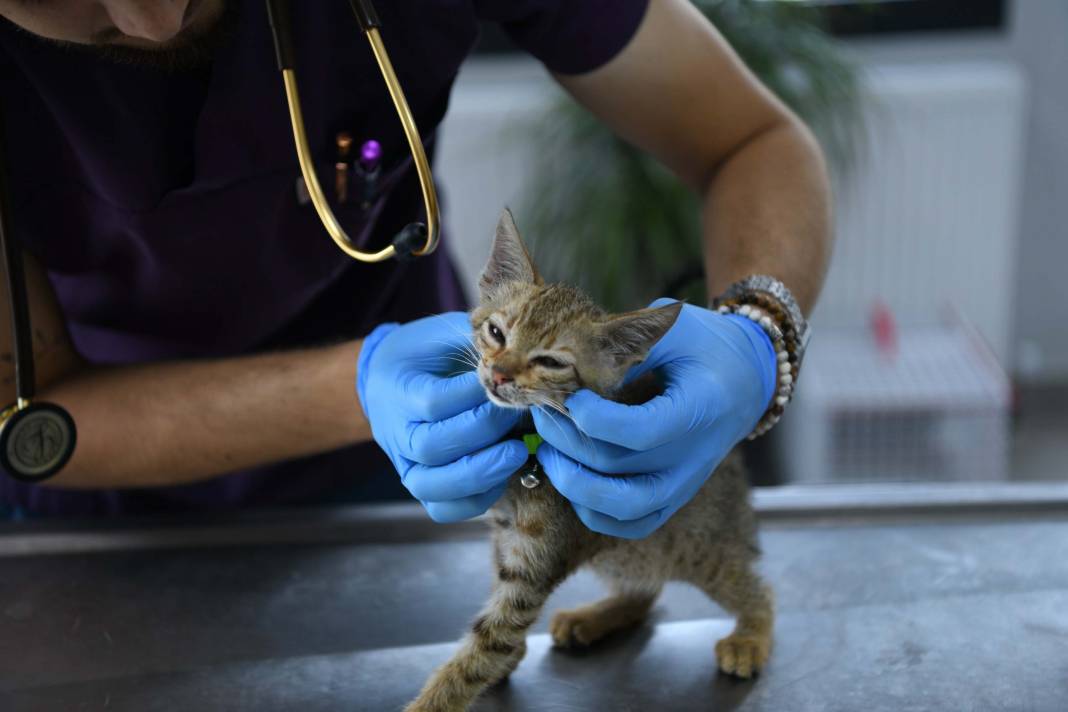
[522,433,543,456]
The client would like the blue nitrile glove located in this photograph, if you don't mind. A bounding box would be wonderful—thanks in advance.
[357,313,529,522]
[532,299,777,539]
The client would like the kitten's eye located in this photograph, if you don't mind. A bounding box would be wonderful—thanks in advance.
[531,355,567,370]
[487,322,505,345]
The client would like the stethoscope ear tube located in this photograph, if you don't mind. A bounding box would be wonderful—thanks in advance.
[348,0,381,31]
[266,0,440,263]
[265,0,295,71]
[0,109,36,406]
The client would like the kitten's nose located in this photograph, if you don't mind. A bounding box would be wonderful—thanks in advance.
[491,368,513,386]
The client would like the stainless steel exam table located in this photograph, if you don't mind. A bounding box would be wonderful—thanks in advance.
[2,482,1067,711]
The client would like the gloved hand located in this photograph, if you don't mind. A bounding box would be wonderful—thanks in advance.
[532,299,777,539]
[357,312,528,522]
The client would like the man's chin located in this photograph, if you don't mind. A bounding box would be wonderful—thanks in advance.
[62,1,235,72]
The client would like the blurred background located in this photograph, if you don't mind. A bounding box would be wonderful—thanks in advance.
[435,0,1065,487]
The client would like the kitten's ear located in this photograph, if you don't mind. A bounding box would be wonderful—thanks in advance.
[479,208,542,301]
[597,302,684,363]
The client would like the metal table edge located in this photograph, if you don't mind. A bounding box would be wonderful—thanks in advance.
[2,481,1067,557]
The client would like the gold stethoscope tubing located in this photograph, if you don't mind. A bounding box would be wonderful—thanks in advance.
[280,27,440,262]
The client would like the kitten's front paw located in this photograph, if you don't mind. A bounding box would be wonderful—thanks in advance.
[714,632,770,679]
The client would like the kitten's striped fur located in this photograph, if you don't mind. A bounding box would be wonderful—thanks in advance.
[404,210,773,712]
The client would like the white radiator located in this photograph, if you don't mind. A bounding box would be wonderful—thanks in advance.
[814,61,1027,365]
[783,61,1026,483]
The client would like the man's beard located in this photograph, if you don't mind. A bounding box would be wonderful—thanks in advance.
[59,1,239,73]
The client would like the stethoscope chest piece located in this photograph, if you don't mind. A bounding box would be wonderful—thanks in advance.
[0,402,76,483]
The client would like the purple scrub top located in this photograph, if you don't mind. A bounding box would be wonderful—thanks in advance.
[0,0,649,516]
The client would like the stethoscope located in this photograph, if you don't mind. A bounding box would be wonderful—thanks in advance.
[0,0,440,482]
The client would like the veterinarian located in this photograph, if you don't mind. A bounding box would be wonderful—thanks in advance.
[0,0,830,530]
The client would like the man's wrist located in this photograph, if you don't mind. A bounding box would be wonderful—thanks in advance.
[711,275,810,439]
[716,275,810,357]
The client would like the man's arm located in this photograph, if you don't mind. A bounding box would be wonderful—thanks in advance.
[554,0,832,313]
[1,252,371,489]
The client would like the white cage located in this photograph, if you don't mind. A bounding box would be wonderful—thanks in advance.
[778,317,1011,484]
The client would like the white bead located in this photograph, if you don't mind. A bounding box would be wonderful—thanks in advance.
[777,351,788,362]
[779,362,792,374]
[520,473,540,489]
[717,306,729,314]
[781,373,793,385]
[738,304,752,316]
[760,316,773,329]
[776,395,789,406]
[748,310,762,321]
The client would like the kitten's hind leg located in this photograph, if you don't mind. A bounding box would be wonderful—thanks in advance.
[550,582,661,649]
[694,559,774,679]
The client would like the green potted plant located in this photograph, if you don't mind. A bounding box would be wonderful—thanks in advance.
[521,0,864,311]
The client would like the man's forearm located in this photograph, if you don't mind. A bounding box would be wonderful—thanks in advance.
[701,118,832,315]
[41,340,371,489]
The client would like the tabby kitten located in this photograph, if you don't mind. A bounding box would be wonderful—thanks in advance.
[404,209,773,712]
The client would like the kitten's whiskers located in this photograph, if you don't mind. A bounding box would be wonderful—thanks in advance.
[424,338,481,370]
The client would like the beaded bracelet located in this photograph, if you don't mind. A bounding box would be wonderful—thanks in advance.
[714,301,797,440]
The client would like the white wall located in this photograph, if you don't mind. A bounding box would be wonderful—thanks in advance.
[436,60,555,299]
